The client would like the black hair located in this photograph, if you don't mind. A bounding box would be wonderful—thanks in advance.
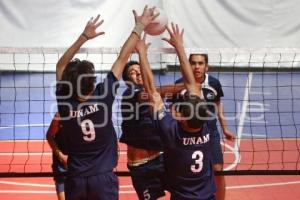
[189,54,208,64]
[58,59,78,97]
[61,58,95,98]
[179,94,208,129]
[122,60,140,82]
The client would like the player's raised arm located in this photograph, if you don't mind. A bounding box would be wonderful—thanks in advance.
[162,23,201,97]
[136,34,164,112]
[56,15,105,81]
[111,5,159,80]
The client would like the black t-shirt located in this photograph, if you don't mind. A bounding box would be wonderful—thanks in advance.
[156,111,216,200]
[56,72,119,177]
[120,85,163,151]
[169,74,224,122]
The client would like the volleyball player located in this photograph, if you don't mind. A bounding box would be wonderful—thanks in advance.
[137,24,217,200]
[121,60,184,199]
[55,6,159,200]
[121,60,166,200]
[171,53,235,200]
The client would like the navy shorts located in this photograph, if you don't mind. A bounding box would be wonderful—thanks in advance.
[65,171,118,200]
[52,156,67,193]
[128,154,167,200]
[212,127,224,165]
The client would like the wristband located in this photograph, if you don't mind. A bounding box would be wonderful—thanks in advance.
[132,21,145,36]
[81,33,89,40]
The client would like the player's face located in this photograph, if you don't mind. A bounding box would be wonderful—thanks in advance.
[190,55,208,82]
[127,64,143,85]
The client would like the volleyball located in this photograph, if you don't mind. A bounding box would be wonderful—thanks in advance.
[144,8,168,36]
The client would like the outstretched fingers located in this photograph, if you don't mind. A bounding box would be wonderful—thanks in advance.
[83,14,105,40]
[137,5,160,26]
[95,31,105,37]
[95,19,104,28]
[161,22,184,47]
[143,5,148,14]
[152,12,160,21]
[166,26,173,36]
[92,14,100,24]
[161,37,170,44]
[161,26,172,44]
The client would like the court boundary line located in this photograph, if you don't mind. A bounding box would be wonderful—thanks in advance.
[0,190,136,194]
[224,72,253,170]
[1,179,300,194]
[0,152,127,156]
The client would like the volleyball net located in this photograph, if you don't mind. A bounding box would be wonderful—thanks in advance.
[0,47,300,177]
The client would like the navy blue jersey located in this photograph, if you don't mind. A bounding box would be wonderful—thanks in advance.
[120,85,163,150]
[156,111,216,200]
[170,74,224,122]
[56,72,119,177]
[173,74,223,102]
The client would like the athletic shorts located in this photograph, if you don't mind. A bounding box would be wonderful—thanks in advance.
[212,127,224,165]
[52,156,67,193]
[65,171,118,200]
[127,154,167,200]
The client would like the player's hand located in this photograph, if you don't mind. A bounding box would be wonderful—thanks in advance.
[223,129,235,142]
[162,22,184,48]
[135,34,151,54]
[58,151,68,169]
[133,5,159,27]
[82,14,105,40]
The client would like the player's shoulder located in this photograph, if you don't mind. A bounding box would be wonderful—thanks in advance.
[106,71,118,81]
[206,74,222,89]
[207,74,221,84]
[96,71,119,89]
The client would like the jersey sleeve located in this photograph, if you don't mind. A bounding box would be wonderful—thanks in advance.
[154,109,177,143]
[95,71,119,103]
[215,80,224,99]
[209,76,224,100]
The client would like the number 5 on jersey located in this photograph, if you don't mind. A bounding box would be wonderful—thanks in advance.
[81,119,96,142]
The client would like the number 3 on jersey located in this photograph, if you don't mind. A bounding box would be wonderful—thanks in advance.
[81,119,96,142]
[191,150,204,173]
